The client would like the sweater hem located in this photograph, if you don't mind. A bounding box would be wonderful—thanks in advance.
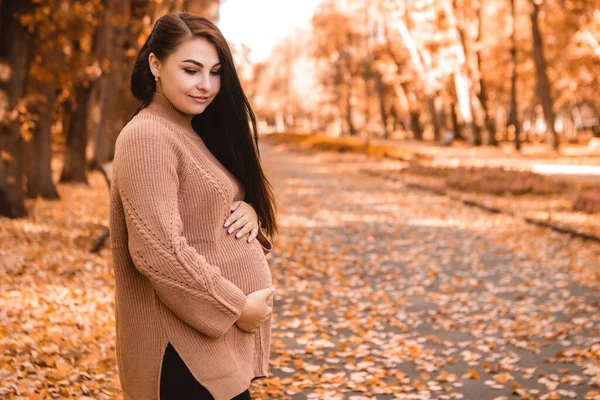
[193,360,259,400]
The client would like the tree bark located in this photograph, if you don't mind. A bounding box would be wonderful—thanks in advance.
[410,111,422,140]
[529,0,558,150]
[340,49,356,136]
[385,4,437,142]
[25,85,60,199]
[455,16,487,145]
[60,85,92,184]
[389,104,399,132]
[474,0,496,145]
[92,0,130,168]
[374,71,389,139]
[363,75,372,139]
[345,80,356,136]
[453,71,477,144]
[428,94,447,142]
[450,103,461,141]
[443,0,477,145]
[0,0,34,218]
[508,0,521,151]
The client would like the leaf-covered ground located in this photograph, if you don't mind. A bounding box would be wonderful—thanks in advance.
[266,134,600,240]
[1,143,599,399]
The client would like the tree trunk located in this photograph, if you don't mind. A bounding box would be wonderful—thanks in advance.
[389,105,399,132]
[443,0,477,145]
[410,111,422,140]
[363,76,372,139]
[508,0,521,151]
[453,71,477,145]
[385,5,438,142]
[450,103,461,141]
[453,0,494,145]
[345,82,356,136]
[25,85,60,199]
[427,97,440,141]
[529,0,558,150]
[92,0,130,168]
[474,0,496,145]
[60,85,92,184]
[0,0,34,218]
[428,94,446,142]
[374,71,388,139]
[275,112,285,133]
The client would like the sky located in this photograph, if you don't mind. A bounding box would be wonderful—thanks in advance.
[218,0,323,63]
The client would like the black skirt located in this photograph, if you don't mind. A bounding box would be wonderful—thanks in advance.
[160,342,252,400]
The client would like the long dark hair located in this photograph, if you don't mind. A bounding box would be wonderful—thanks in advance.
[130,12,277,237]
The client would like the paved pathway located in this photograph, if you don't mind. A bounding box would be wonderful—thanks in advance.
[252,142,600,400]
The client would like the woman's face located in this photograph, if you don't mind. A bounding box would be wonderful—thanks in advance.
[149,37,222,116]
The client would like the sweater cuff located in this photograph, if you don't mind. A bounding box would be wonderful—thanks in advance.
[211,277,247,332]
[216,277,247,314]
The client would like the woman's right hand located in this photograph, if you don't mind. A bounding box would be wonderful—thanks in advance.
[235,287,275,333]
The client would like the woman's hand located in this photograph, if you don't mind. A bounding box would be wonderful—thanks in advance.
[235,287,275,332]
[224,200,259,242]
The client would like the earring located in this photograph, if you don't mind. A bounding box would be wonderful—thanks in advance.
[154,76,159,82]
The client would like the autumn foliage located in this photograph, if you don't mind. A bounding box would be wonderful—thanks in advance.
[243,0,600,151]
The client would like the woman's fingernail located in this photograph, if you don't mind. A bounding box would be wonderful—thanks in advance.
[236,232,242,238]
[228,227,233,234]
[224,220,230,227]
[271,286,276,292]
[248,237,253,242]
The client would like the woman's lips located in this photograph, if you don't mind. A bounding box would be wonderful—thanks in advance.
[190,95,209,104]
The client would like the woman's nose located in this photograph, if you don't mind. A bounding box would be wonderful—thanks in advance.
[197,73,211,91]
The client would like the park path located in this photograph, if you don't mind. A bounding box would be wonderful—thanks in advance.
[251,142,600,400]
[0,141,598,400]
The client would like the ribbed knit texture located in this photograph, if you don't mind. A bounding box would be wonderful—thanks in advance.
[109,92,273,400]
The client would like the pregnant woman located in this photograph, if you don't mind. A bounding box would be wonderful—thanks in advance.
[109,12,277,400]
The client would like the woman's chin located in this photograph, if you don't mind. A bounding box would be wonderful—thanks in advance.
[179,104,209,116]
[186,99,213,114]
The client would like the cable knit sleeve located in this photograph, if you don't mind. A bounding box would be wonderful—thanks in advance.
[113,123,247,339]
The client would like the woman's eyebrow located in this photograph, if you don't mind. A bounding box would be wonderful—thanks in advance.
[182,59,221,68]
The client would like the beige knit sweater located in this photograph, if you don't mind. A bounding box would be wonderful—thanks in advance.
[109,92,273,400]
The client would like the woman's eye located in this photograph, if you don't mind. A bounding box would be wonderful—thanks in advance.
[184,69,198,75]
[210,70,222,76]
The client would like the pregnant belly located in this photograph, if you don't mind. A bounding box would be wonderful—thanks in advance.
[209,233,272,294]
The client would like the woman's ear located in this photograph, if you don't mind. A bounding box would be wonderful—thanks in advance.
[148,53,161,79]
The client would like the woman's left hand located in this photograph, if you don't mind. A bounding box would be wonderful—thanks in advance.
[224,201,259,242]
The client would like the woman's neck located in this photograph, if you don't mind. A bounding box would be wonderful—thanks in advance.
[146,91,194,127]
